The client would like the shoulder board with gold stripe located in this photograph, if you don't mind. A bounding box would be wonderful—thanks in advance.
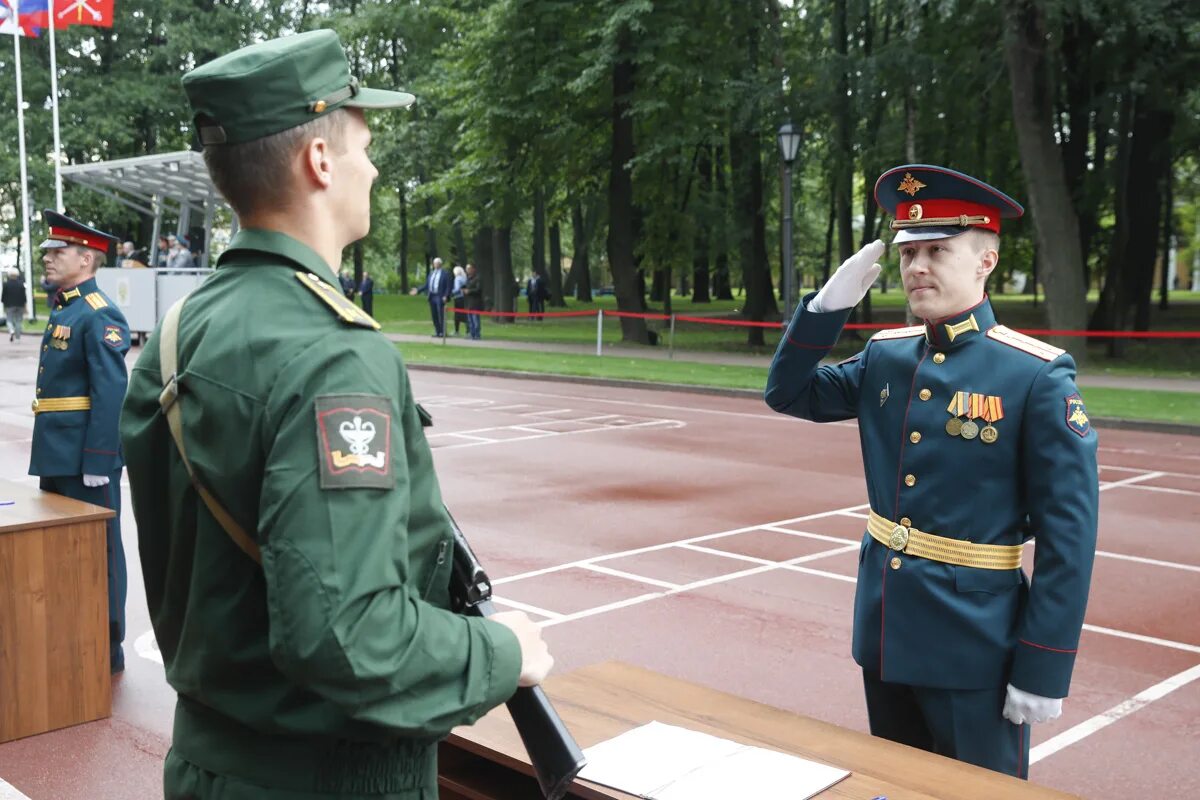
[986,325,1064,361]
[84,292,109,310]
[870,325,925,342]
[295,272,381,330]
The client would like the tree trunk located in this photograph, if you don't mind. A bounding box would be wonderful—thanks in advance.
[492,225,515,323]
[473,226,495,310]
[1126,105,1173,331]
[420,172,437,267]
[607,23,649,343]
[453,219,467,268]
[1003,0,1089,361]
[568,200,594,302]
[712,145,733,300]
[548,221,565,306]
[532,185,546,282]
[1159,154,1173,312]
[398,185,409,293]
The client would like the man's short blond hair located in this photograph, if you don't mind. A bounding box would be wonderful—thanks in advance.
[968,228,1000,254]
[203,109,349,217]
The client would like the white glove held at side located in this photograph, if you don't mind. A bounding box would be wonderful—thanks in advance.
[1002,683,1063,725]
[82,474,110,488]
[808,239,885,313]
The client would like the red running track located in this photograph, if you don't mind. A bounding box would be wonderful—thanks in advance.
[0,364,1197,798]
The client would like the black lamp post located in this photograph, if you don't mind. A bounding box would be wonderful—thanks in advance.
[777,122,802,320]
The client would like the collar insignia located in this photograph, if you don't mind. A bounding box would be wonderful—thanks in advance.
[945,314,980,342]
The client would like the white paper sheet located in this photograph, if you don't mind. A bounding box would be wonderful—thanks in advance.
[578,721,850,799]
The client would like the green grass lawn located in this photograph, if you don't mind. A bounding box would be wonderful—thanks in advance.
[397,342,1200,426]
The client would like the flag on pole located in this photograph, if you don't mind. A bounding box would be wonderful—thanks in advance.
[53,0,112,29]
[0,1,50,36]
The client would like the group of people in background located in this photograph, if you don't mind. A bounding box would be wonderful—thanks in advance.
[338,269,376,315]
[113,232,199,270]
[416,257,483,339]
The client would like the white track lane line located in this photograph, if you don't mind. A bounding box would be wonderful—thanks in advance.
[577,563,681,590]
[0,779,31,800]
[491,503,872,586]
[431,418,684,451]
[1029,663,1200,765]
[487,596,564,620]
[1099,471,1166,492]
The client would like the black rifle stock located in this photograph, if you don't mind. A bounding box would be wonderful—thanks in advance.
[445,511,587,800]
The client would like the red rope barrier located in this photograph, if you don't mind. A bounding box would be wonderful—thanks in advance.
[438,306,1200,339]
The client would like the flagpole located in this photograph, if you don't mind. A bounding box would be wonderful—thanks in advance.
[12,0,37,322]
[48,0,63,212]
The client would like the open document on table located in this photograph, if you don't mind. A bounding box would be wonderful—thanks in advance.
[578,721,850,800]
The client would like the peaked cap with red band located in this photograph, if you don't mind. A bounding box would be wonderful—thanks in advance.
[874,164,1024,243]
[38,209,118,256]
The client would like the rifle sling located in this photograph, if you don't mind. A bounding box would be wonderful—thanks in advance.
[157,297,263,565]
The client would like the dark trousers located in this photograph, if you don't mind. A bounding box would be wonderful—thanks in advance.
[361,292,374,316]
[466,308,481,339]
[40,471,127,672]
[428,299,446,336]
[863,670,1030,779]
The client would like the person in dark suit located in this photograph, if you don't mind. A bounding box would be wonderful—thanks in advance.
[3,268,27,341]
[338,269,356,300]
[423,257,451,336]
[765,165,1098,780]
[463,263,483,340]
[31,209,131,674]
[526,272,549,320]
[358,271,375,316]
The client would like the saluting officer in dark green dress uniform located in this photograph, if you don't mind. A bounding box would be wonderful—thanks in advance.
[31,209,130,674]
[766,165,1099,779]
[120,31,553,799]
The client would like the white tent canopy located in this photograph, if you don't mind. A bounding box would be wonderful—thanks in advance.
[60,150,231,267]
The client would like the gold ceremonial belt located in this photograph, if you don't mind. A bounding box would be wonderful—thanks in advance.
[32,396,91,414]
[868,509,1022,570]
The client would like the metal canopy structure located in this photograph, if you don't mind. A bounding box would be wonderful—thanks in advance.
[60,150,231,268]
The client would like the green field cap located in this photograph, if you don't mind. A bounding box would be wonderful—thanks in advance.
[182,29,415,146]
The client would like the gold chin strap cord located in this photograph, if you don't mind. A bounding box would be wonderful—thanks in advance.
[158,298,263,565]
[891,214,991,230]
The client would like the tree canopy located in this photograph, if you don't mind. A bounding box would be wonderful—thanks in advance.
[1,0,1198,352]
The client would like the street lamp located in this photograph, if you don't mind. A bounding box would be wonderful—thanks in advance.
[777,122,802,320]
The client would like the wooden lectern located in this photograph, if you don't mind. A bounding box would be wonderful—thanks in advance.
[0,479,113,743]
[440,662,1080,800]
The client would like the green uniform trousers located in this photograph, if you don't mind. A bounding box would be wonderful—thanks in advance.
[164,750,439,800]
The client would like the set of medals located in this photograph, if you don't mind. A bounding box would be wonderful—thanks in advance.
[49,324,72,350]
[945,391,1002,444]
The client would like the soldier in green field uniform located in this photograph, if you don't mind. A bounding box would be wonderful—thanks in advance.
[120,30,553,799]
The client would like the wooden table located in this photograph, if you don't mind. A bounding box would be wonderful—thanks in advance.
[0,478,113,743]
[440,661,1079,800]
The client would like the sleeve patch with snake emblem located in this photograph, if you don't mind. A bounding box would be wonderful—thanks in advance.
[315,394,393,489]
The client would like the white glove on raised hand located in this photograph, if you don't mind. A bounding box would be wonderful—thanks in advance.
[82,474,110,488]
[808,239,885,313]
[1002,683,1063,725]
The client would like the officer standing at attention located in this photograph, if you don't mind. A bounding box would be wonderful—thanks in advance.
[119,31,552,799]
[765,165,1098,779]
[31,209,130,674]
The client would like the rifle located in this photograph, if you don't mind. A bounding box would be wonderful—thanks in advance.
[417,405,586,800]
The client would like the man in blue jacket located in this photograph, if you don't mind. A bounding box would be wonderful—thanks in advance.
[30,209,130,674]
[765,165,1098,779]
[422,257,452,336]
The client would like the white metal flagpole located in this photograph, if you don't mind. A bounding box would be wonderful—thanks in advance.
[48,0,63,212]
[12,0,37,321]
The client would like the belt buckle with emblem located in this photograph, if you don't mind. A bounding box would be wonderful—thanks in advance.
[888,524,909,551]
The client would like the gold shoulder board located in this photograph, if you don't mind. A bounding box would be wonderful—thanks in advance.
[986,325,1064,361]
[84,292,109,310]
[295,272,381,330]
[871,325,925,342]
